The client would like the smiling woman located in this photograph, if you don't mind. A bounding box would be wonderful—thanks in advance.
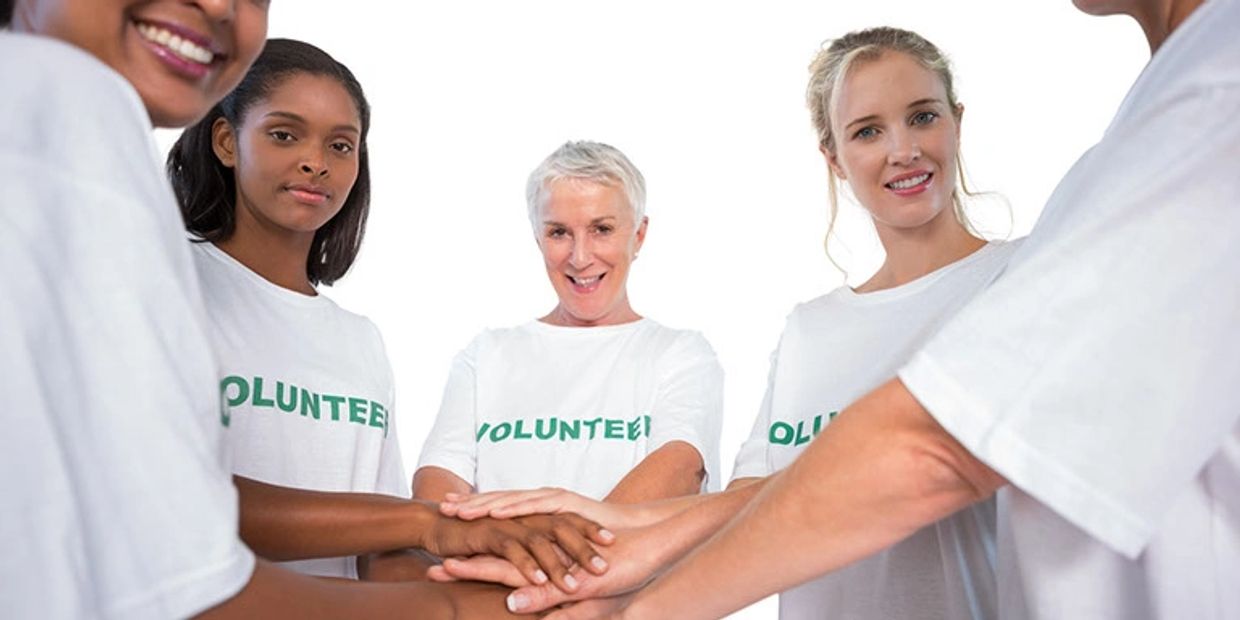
[414,141,724,527]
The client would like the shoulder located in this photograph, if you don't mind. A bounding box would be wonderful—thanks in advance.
[636,319,721,366]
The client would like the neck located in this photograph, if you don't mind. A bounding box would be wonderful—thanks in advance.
[541,299,641,328]
[217,204,317,296]
[856,212,986,293]
[1135,0,1204,54]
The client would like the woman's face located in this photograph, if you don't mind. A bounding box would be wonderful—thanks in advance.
[827,51,962,236]
[538,178,647,327]
[213,73,362,242]
[13,0,269,127]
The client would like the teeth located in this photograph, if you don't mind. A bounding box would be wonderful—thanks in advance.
[888,173,930,190]
[571,275,600,286]
[136,22,215,65]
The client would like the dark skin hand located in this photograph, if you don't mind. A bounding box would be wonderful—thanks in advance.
[235,476,613,590]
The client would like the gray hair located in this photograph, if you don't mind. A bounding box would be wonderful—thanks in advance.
[525,141,647,233]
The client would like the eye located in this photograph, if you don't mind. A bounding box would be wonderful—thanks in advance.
[852,126,879,140]
[910,110,939,126]
[268,130,295,142]
[546,226,568,239]
[330,141,355,155]
[593,224,614,235]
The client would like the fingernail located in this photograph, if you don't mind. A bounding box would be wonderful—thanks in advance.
[600,528,615,542]
[591,556,608,571]
[534,569,548,584]
[507,593,528,613]
[564,573,579,590]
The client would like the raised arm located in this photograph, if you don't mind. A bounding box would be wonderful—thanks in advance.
[619,378,1004,619]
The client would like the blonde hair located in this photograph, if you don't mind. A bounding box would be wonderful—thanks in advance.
[807,27,984,270]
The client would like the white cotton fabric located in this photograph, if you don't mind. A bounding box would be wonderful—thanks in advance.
[0,32,254,619]
[194,242,407,579]
[418,319,723,498]
[734,241,1018,620]
[898,1,1240,617]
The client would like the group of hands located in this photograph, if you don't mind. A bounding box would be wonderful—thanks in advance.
[421,489,667,619]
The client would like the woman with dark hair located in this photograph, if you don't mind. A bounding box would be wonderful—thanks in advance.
[166,39,612,588]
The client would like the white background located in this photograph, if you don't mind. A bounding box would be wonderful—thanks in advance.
[159,2,1148,616]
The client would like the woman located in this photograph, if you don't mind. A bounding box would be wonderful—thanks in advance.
[415,141,724,508]
[167,38,611,591]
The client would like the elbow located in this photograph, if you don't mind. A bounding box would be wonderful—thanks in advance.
[896,432,1004,525]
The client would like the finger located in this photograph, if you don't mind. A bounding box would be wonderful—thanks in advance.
[499,539,557,589]
[425,565,458,582]
[523,534,581,594]
[439,556,530,588]
[506,577,582,614]
[551,517,609,575]
[543,597,627,620]
[451,491,540,520]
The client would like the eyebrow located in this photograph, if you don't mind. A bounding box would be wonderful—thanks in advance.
[264,110,361,135]
[844,98,946,130]
[542,216,619,226]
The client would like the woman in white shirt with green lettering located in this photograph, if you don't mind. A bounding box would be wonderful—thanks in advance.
[415,141,724,511]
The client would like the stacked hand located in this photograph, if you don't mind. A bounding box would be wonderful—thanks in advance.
[420,509,615,594]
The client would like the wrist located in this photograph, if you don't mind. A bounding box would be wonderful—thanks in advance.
[406,500,440,551]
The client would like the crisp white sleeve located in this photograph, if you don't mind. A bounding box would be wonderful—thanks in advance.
[647,331,725,491]
[415,339,481,487]
[731,341,783,481]
[370,330,409,499]
[898,85,1240,559]
[0,88,254,618]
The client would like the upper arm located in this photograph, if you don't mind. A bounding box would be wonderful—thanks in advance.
[416,344,482,491]
[647,333,725,489]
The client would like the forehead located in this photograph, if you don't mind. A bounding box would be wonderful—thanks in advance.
[834,51,948,122]
[249,73,361,127]
[541,178,631,223]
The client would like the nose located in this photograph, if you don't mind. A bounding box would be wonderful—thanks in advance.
[569,235,592,270]
[299,148,329,178]
[886,130,921,166]
[195,0,237,21]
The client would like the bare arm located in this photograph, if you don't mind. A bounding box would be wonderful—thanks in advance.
[235,475,434,561]
[603,441,705,504]
[196,560,531,620]
[414,466,474,502]
[620,379,1005,619]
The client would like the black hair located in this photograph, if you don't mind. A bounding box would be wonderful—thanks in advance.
[167,38,371,286]
[1,0,13,26]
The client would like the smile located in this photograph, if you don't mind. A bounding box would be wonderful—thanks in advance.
[885,171,933,195]
[135,20,218,77]
[567,273,605,292]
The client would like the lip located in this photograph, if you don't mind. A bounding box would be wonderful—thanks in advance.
[285,184,331,205]
[133,19,223,80]
[567,273,605,294]
[884,170,934,197]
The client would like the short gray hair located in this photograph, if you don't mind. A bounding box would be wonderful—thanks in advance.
[525,141,647,232]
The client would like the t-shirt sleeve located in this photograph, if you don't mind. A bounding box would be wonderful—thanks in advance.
[370,331,409,499]
[0,68,255,617]
[416,339,481,487]
[648,331,725,491]
[731,341,783,481]
[898,85,1240,559]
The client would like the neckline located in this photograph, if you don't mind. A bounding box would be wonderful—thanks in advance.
[835,241,1004,305]
[195,241,330,308]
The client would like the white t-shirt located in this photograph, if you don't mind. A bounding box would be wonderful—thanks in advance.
[734,241,1018,620]
[0,33,254,619]
[418,319,723,498]
[898,1,1240,618]
[193,242,407,579]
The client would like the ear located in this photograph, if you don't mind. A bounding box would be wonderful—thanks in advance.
[821,143,847,180]
[211,117,238,168]
[633,216,649,257]
[954,102,965,140]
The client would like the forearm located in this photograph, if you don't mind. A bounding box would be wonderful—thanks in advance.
[236,476,435,561]
[625,379,1004,619]
[414,466,474,503]
[359,548,439,582]
[197,560,530,619]
[604,441,705,504]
